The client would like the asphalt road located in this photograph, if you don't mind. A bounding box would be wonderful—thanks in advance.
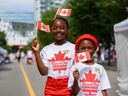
[0,60,46,96]
[0,59,118,96]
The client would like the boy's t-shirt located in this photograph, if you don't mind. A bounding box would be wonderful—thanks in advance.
[40,41,75,78]
[68,62,111,96]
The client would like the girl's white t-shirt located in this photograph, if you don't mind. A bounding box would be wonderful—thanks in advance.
[68,62,111,96]
[40,41,75,78]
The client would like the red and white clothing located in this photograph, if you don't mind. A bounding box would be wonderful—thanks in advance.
[68,63,111,96]
[40,41,75,95]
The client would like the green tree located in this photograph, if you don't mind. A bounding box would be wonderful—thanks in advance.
[0,32,12,52]
[37,0,128,48]
[37,9,56,48]
[67,0,128,47]
[0,32,7,47]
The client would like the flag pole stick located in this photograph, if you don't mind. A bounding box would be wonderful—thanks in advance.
[54,7,60,20]
[54,9,58,20]
[33,20,38,39]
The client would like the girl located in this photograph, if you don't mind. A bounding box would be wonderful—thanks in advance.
[31,16,74,96]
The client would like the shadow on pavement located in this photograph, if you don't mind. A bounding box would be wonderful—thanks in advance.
[0,65,12,71]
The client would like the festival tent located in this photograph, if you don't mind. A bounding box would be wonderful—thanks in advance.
[114,18,128,95]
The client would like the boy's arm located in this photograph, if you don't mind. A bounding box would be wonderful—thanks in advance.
[72,79,80,95]
[72,68,80,95]
[102,90,107,96]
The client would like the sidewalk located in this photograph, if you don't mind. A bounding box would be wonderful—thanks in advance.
[106,69,118,96]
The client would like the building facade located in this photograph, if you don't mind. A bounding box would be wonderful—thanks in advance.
[0,19,34,46]
[34,0,66,21]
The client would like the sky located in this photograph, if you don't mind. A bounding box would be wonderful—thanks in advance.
[0,0,34,23]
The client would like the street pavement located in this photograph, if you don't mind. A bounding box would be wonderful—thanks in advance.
[0,60,47,96]
[106,69,118,96]
[0,59,118,96]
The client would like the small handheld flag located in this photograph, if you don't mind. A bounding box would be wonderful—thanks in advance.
[75,51,92,63]
[57,8,72,16]
[54,8,72,19]
[37,21,50,32]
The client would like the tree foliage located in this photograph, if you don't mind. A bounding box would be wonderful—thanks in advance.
[0,32,7,47]
[38,0,128,48]
[37,9,56,48]
[67,0,128,47]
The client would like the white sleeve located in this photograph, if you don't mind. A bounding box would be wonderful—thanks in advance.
[40,48,49,68]
[100,67,111,90]
[68,66,75,89]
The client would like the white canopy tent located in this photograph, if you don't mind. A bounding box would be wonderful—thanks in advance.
[114,18,128,96]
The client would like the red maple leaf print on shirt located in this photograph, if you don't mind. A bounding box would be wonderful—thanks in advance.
[80,70,100,95]
[49,51,71,73]
[49,51,71,61]
[85,71,96,82]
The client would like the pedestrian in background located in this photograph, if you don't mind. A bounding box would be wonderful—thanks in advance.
[16,48,22,63]
[26,49,33,64]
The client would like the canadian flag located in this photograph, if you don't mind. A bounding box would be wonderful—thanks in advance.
[37,21,50,32]
[75,51,92,63]
[57,8,72,16]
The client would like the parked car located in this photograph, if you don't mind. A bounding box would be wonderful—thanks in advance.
[0,54,4,65]
[0,47,10,64]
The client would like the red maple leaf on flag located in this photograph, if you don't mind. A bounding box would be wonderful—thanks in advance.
[75,51,92,63]
[62,10,66,14]
[42,25,45,29]
[79,54,85,60]
[57,8,72,16]
[37,21,50,32]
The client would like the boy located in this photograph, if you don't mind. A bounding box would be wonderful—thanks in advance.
[68,34,111,96]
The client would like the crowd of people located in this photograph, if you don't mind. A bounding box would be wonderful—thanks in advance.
[94,45,117,66]
[0,48,35,65]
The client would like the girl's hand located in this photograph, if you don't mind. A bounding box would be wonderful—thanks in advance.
[31,38,40,52]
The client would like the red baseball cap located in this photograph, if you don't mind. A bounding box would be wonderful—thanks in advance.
[75,34,98,52]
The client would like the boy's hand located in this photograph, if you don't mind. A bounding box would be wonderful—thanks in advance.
[31,38,40,53]
[73,68,79,80]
